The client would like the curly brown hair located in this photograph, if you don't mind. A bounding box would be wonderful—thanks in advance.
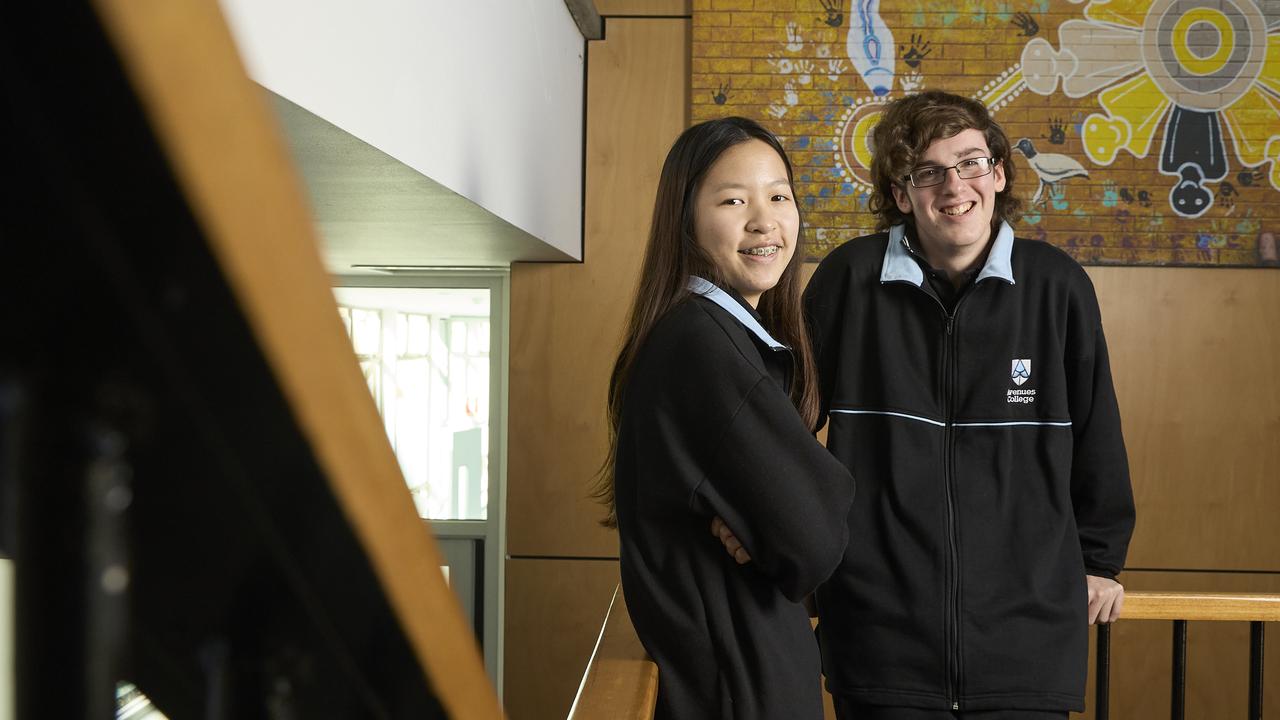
[867,90,1022,232]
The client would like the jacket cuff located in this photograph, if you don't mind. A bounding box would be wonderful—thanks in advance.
[1085,567,1119,580]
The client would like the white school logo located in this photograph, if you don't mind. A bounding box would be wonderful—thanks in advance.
[1011,359,1031,386]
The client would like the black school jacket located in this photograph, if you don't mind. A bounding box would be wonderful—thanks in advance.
[806,224,1135,712]
[615,277,856,720]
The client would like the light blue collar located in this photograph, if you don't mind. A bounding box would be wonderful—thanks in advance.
[880,224,924,285]
[879,221,1017,286]
[687,276,787,349]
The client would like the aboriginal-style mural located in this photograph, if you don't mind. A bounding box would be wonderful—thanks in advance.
[692,0,1280,266]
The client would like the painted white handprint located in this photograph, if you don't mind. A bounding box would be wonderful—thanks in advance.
[783,81,799,106]
[900,70,923,93]
[795,59,815,85]
[826,58,847,82]
[766,103,788,118]
[786,22,804,52]
[766,54,795,75]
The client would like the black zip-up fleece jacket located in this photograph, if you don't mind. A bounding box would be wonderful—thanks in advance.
[616,277,856,720]
[806,224,1135,712]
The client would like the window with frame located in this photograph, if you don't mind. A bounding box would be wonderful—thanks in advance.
[334,288,491,520]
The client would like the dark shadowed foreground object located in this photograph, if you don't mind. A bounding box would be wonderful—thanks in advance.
[0,1,501,718]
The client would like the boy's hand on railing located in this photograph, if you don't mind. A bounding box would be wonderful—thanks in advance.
[711,516,751,564]
[1087,575,1125,624]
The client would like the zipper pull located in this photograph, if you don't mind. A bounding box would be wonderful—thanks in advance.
[945,316,954,336]
[952,701,960,711]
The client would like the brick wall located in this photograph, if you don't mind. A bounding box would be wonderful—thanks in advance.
[692,0,1280,266]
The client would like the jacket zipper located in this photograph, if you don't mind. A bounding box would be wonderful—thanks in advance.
[944,309,963,711]
[931,290,970,712]
[893,277,976,710]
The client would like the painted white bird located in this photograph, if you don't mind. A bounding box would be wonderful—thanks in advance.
[1014,138,1089,204]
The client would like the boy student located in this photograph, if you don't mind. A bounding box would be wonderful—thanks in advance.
[717,91,1135,718]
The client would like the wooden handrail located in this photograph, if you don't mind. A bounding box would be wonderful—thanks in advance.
[1122,591,1280,622]
[568,586,659,720]
[566,589,1280,720]
[1095,590,1280,720]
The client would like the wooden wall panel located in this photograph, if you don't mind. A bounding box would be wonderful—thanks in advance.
[1075,571,1280,719]
[508,18,691,558]
[504,17,688,718]
[503,560,620,720]
[1087,267,1280,571]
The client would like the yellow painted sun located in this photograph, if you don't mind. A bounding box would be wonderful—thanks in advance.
[1022,0,1280,191]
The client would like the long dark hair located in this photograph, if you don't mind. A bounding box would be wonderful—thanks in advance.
[868,90,1022,231]
[591,116,819,527]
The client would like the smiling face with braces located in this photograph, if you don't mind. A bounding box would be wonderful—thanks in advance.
[692,139,800,308]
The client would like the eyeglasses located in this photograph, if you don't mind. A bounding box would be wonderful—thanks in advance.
[901,157,996,188]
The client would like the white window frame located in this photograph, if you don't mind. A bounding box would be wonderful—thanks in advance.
[333,270,508,694]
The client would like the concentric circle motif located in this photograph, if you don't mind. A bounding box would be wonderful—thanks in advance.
[1171,8,1234,75]
[834,97,888,192]
[1143,0,1267,110]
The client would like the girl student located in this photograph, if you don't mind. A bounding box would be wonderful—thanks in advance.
[593,116,856,719]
